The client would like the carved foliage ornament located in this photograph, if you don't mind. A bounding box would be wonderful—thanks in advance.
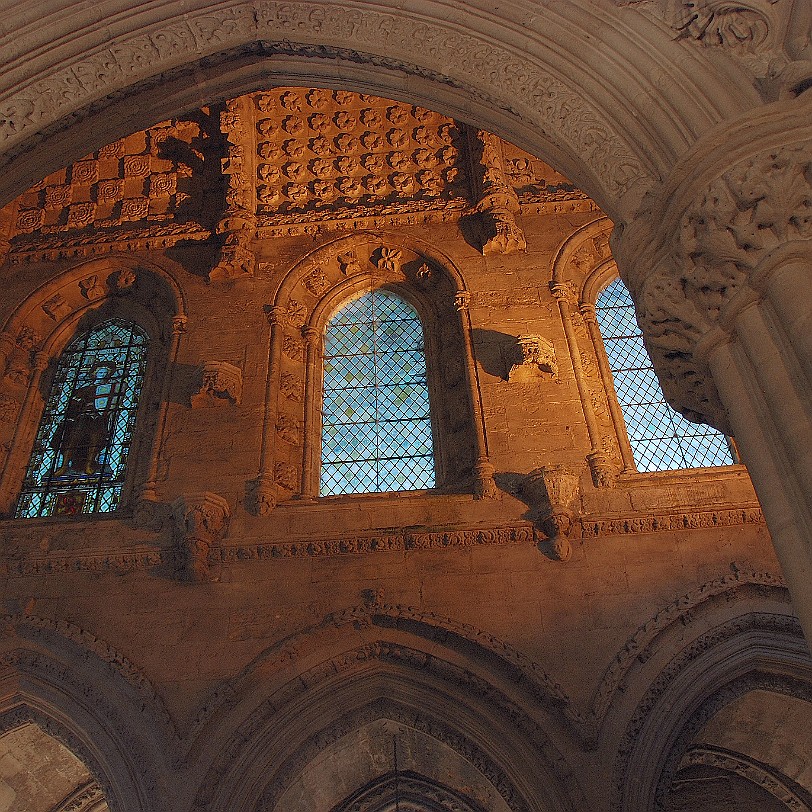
[630,141,811,429]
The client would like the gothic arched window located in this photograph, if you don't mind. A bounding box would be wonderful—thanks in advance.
[320,289,436,496]
[596,278,735,472]
[15,319,149,518]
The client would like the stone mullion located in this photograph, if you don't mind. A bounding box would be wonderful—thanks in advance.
[580,303,635,473]
[299,326,320,500]
[454,291,496,499]
[139,315,187,511]
[551,284,603,461]
[705,331,812,638]
[0,350,48,514]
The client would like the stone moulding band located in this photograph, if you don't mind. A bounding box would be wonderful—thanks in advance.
[0,507,765,577]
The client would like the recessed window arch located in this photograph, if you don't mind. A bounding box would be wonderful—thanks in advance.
[595,277,736,472]
[320,288,436,496]
[15,318,149,517]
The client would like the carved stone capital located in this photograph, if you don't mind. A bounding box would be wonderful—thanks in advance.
[247,475,277,516]
[521,466,581,561]
[172,315,188,335]
[619,138,812,430]
[171,492,230,582]
[587,450,618,488]
[190,361,242,408]
[509,335,558,382]
[473,458,499,500]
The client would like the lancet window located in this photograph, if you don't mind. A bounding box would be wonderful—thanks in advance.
[595,278,735,472]
[320,289,436,496]
[16,319,148,517]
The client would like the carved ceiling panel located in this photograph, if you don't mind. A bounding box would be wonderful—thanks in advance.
[2,88,595,262]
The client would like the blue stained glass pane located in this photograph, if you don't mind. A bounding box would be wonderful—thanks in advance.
[596,279,734,471]
[320,289,436,495]
[15,319,148,518]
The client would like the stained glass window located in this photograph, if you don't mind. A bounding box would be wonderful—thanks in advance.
[596,278,735,472]
[320,290,436,496]
[15,319,149,518]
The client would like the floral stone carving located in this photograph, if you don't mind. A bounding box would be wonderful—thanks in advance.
[190,361,242,408]
[171,492,231,582]
[509,335,558,382]
[521,466,581,561]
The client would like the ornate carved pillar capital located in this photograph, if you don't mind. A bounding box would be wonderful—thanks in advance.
[171,315,188,335]
[171,492,231,582]
[264,305,286,327]
[614,137,812,432]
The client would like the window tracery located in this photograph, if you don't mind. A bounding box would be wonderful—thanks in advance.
[15,319,148,517]
[320,289,436,496]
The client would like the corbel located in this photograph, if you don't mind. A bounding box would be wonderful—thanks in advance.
[521,466,581,561]
[190,361,242,407]
[171,492,231,582]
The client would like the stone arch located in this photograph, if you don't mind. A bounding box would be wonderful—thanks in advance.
[330,770,489,812]
[193,650,583,812]
[0,614,175,812]
[249,231,495,512]
[614,607,811,812]
[184,603,586,812]
[0,2,768,221]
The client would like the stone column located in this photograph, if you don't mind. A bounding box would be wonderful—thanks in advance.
[617,136,812,640]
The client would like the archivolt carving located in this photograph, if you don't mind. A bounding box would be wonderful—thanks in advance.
[0,3,652,210]
[331,771,488,812]
[677,745,811,811]
[588,568,786,731]
[186,600,585,753]
[0,615,176,812]
[614,611,809,812]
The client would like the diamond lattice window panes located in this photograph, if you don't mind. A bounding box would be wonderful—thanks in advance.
[596,278,736,472]
[320,289,436,496]
[16,319,149,518]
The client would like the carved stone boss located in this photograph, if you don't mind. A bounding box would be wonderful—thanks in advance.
[508,335,558,382]
[190,361,242,407]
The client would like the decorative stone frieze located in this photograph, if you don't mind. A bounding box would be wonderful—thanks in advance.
[508,334,558,381]
[521,466,581,561]
[171,492,231,582]
[190,361,242,408]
